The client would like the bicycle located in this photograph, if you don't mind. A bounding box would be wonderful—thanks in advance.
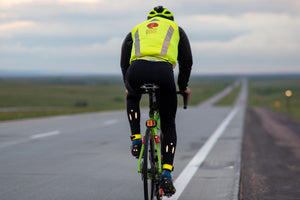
[137,83,187,200]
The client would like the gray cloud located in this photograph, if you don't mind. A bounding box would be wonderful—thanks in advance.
[0,0,299,75]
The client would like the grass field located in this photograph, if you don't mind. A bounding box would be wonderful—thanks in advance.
[0,76,233,121]
[212,76,300,120]
[248,77,300,119]
[0,77,126,121]
[1,76,298,121]
[214,81,242,106]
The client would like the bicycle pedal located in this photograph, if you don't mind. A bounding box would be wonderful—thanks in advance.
[161,177,176,197]
[165,193,172,197]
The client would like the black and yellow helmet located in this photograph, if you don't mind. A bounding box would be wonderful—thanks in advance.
[147,6,174,21]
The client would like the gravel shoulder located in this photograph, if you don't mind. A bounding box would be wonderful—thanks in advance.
[239,106,300,200]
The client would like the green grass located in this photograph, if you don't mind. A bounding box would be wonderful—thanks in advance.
[248,78,300,119]
[0,76,232,121]
[214,82,242,106]
[187,77,233,106]
[2,76,299,121]
[0,78,126,121]
[210,77,300,120]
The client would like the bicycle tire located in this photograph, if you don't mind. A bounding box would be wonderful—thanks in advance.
[142,128,150,200]
[143,128,160,200]
[149,133,156,199]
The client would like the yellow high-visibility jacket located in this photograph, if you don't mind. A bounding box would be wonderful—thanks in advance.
[130,17,180,66]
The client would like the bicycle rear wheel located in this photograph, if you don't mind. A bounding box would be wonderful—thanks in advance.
[149,132,156,199]
[150,140,163,200]
[143,128,158,200]
[142,128,150,200]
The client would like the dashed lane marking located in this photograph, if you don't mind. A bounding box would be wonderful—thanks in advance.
[30,130,61,139]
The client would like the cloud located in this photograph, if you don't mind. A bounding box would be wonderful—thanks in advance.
[0,37,123,74]
[0,0,32,8]
[182,13,300,55]
[173,0,300,15]
[0,0,299,75]
[0,21,36,38]
[180,12,300,74]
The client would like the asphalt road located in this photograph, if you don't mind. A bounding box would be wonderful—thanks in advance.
[0,80,247,200]
[240,106,300,200]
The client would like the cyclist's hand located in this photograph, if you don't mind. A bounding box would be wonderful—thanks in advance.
[126,89,128,97]
[184,88,191,102]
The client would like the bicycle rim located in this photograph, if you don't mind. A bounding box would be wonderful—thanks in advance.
[149,135,156,199]
[142,128,150,200]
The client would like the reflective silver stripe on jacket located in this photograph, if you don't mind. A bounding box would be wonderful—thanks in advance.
[134,30,142,56]
[160,25,174,56]
[134,24,174,57]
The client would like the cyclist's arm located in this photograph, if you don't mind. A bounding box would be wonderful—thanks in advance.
[177,27,193,92]
[120,32,133,83]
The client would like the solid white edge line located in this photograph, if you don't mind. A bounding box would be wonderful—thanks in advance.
[30,130,61,139]
[169,107,240,200]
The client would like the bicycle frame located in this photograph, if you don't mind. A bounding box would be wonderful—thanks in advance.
[137,84,163,200]
[136,83,187,200]
[137,109,162,174]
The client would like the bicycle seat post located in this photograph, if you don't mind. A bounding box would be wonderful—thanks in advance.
[140,84,159,118]
[148,89,156,118]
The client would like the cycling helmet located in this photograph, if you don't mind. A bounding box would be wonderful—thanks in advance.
[147,6,174,21]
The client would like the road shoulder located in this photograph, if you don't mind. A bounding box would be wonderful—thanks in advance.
[239,106,300,200]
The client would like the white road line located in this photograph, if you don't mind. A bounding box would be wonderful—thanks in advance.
[169,107,240,200]
[103,119,119,126]
[30,130,61,139]
[0,130,61,148]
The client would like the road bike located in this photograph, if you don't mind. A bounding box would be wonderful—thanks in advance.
[137,83,187,200]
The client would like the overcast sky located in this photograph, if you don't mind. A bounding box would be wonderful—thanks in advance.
[0,0,299,75]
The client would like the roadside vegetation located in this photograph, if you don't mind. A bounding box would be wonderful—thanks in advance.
[248,77,300,120]
[214,81,242,106]
[2,75,298,121]
[0,76,233,121]
[213,76,300,120]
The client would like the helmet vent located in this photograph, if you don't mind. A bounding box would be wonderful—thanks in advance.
[147,6,174,21]
[154,6,164,13]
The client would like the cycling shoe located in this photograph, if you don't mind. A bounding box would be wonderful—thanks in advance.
[160,171,176,197]
[131,139,142,158]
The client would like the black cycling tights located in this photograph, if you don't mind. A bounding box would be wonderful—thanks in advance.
[126,60,177,166]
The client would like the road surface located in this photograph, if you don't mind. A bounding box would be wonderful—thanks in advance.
[0,80,247,200]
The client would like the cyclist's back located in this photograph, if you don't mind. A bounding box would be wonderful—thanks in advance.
[120,5,193,197]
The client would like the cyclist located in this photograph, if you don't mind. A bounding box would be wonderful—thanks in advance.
[120,6,192,196]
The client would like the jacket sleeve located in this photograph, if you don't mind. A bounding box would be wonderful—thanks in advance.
[120,32,133,83]
[177,27,193,91]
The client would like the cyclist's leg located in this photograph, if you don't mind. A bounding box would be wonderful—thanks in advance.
[158,90,177,195]
[125,60,166,136]
[154,62,177,195]
[126,86,141,136]
[129,60,178,167]
[126,62,144,157]
[159,94,177,164]
[125,60,177,166]
[154,63,177,168]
